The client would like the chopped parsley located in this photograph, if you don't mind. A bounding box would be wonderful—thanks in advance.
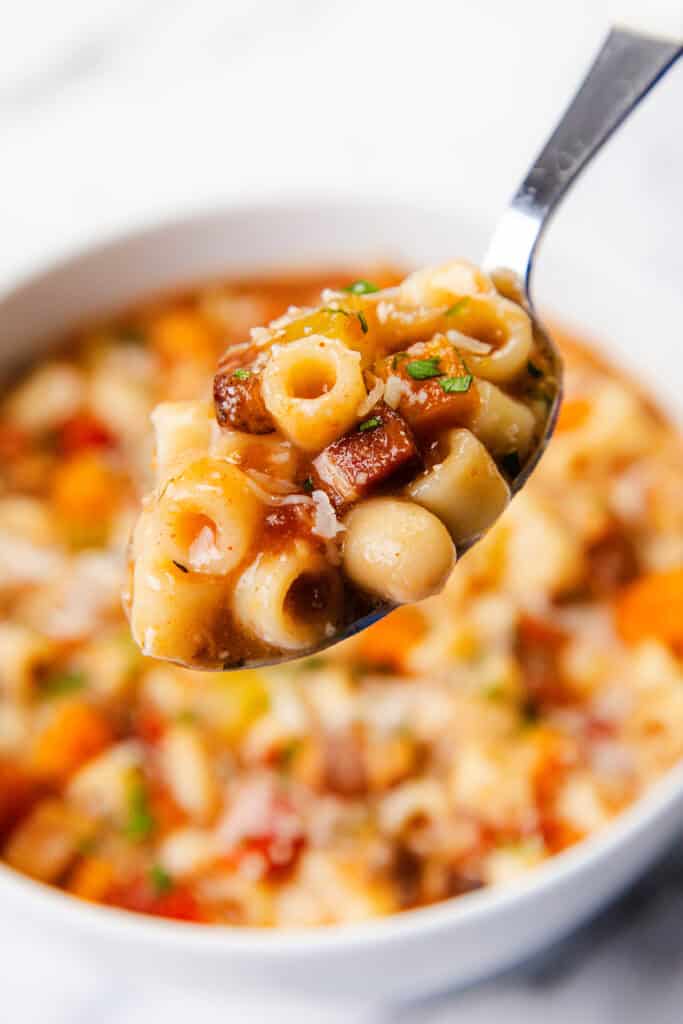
[300,656,326,671]
[125,777,155,842]
[41,670,86,698]
[439,374,472,393]
[172,560,189,573]
[302,476,314,494]
[342,279,379,295]
[149,863,173,896]
[391,352,406,370]
[501,451,522,477]
[175,709,197,724]
[232,368,251,380]
[406,358,442,380]
[357,311,369,334]
[278,738,303,772]
[444,298,470,317]
[323,306,349,317]
[117,326,146,344]
[359,416,382,432]
[527,360,543,379]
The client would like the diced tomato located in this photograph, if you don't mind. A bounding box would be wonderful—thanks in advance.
[516,614,570,707]
[220,783,306,879]
[58,413,114,455]
[234,830,306,879]
[110,877,205,922]
[133,705,166,745]
[0,758,42,839]
[0,424,28,460]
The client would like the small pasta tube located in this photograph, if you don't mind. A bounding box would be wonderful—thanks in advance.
[159,724,218,824]
[5,362,84,432]
[261,336,366,451]
[130,510,232,666]
[342,497,455,604]
[470,380,536,459]
[399,259,495,307]
[0,623,53,700]
[407,428,510,544]
[457,295,533,383]
[151,400,215,481]
[155,458,262,575]
[233,540,343,651]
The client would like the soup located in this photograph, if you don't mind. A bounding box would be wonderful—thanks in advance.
[0,271,681,925]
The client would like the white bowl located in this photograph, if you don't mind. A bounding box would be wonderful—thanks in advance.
[0,199,681,1002]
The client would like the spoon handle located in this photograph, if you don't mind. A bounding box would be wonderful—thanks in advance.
[483,27,682,287]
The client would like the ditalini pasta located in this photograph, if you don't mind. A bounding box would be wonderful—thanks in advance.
[127,261,558,668]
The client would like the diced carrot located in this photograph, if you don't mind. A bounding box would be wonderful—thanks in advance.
[30,700,113,782]
[68,856,115,902]
[357,605,427,672]
[555,397,591,433]
[150,310,217,364]
[51,451,121,527]
[615,568,683,653]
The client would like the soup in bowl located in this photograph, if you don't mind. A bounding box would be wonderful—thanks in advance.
[0,201,681,999]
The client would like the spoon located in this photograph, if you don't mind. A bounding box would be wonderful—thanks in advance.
[130,26,681,670]
[338,25,682,648]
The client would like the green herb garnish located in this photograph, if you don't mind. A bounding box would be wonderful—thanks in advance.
[444,298,470,317]
[125,777,155,842]
[149,863,173,896]
[302,476,314,494]
[117,326,146,344]
[172,560,189,574]
[300,656,326,671]
[233,368,251,380]
[175,709,197,724]
[439,374,472,393]
[323,307,350,317]
[391,352,406,370]
[406,358,442,380]
[41,670,86,698]
[527,361,543,379]
[359,416,382,432]
[342,279,379,295]
[501,451,522,477]
[357,311,369,334]
[278,739,303,772]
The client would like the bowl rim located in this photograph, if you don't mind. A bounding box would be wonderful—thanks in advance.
[0,195,681,955]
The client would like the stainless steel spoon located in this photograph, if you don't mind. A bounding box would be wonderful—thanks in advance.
[329,25,681,654]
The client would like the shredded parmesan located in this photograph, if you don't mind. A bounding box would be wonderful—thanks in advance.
[312,490,345,540]
[356,375,384,418]
[446,329,492,354]
[383,375,403,409]
[189,526,222,569]
[245,469,299,495]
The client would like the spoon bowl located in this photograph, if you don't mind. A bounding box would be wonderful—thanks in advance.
[215,27,680,666]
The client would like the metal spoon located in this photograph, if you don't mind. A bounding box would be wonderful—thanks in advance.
[326,26,681,655]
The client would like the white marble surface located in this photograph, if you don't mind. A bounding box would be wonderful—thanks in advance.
[1,2,682,1022]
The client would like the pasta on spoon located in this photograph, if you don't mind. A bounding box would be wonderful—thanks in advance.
[126,260,559,669]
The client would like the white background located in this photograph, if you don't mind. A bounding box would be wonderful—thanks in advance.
[1,2,682,1021]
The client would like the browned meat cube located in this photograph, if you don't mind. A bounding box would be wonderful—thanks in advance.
[214,364,274,434]
[377,336,479,438]
[311,403,420,513]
